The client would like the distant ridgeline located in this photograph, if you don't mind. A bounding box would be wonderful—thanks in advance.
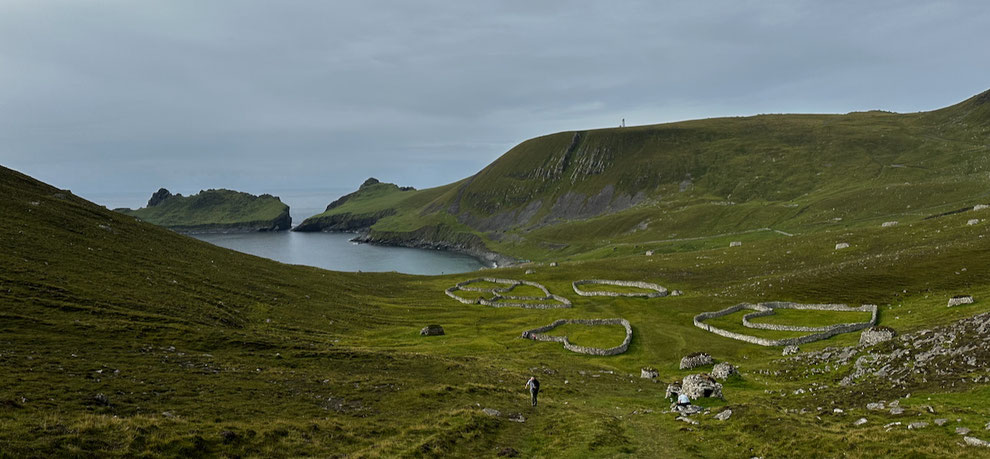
[292,89,990,264]
[115,188,291,233]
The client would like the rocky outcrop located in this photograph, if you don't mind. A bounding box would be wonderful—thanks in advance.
[292,209,396,232]
[354,224,515,267]
[420,325,444,336]
[147,188,174,207]
[520,318,633,356]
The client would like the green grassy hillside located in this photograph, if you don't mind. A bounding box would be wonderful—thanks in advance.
[117,188,291,233]
[299,90,990,263]
[5,161,990,457]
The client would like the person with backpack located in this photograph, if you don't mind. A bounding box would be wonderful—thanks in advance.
[524,376,540,406]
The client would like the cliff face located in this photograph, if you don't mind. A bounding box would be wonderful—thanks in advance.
[293,179,414,233]
[117,188,291,233]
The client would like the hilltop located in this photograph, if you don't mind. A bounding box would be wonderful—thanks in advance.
[302,90,990,263]
[116,188,291,233]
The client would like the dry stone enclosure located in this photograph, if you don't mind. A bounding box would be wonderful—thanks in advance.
[693,301,878,347]
[445,278,572,309]
[520,318,633,356]
[572,279,668,298]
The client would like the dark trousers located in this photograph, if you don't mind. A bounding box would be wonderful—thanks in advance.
[530,388,539,406]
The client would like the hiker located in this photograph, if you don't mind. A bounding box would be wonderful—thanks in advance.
[675,392,691,410]
[525,376,540,406]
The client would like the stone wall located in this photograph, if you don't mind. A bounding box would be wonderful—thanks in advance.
[521,318,633,356]
[572,279,668,298]
[693,302,878,347]
[445,278,572,309]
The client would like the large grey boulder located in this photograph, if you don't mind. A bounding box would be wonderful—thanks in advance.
[679,352,713,370]
[420,325,445,336]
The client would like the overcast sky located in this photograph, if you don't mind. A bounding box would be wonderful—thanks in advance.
[1,0,988,209]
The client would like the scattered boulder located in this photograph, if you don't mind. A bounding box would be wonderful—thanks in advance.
[645,250,654,256]
[680,373,723,399]
[976,204,989,211]
[859,326,896,346]
[670,290,683,296]
[482,408,502,417]
[497,447,520,457]
[506,413,526,423]
[854,418,868,426]
[147,188,173,207]
[782,345,800,356]
[866,402,885,411]
[948,295,974,307]
[835,242,850,250]
[958,427,972,435]
[714,409,732,421]
[935,418,949,426]
[908,422,928,430]
[93,393,110,406]
[676,415,699,425]
[890,407,904,415]
[729,241,742,248]
[968,219,980,226]
[549,262,558,267]
[965,436,990,448]
[525,269,535,275]
[420,325,445,336]
[711,362,738,380]
[641,367,659,379]
[679,352,713,370]
[220,430,238,444]
[881,221,898,227]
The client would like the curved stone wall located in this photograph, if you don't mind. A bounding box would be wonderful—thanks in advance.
[520,318,633,356]
[445,278,572,309]
[572,279,668,298]
[693,302,878,347]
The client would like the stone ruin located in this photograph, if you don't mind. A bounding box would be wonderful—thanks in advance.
[948,295,974,307]
[711,362,738,380]
[420,325,445,336]
[641,367,659,379]
[669,373,723,399]
[782,345,799,356]
[520,318,633,356]
[882,221,898,227]
[571,279,668,298]
[679,352,713,370]
[859,326,896,346]
[729,241,742,247]
[694,301,878,347]
[445,278,572,309]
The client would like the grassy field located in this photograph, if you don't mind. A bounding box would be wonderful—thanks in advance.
[5,161,990,457]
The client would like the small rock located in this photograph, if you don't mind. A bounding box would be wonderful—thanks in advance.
[860,326,896,346]
[854,418,868,426]
[883,421,901,430]
[497,446,520,457]
[935,418,948,426]
[948,295,974,307]
[420,325,445,336]
[975,204,989,211]
[641,367,659,379]
[714,409,732,421]
[506,413,526,423]
[890,407,904,415]
[525,269,535,275]
[482,408,501,417]
[729,241,742,247]
[967,219,980,226]
[908,422,928,430]
[782,345,800,356]
[220,430,238,444]
[965,436,990,447]
[881,221,898,227]
[676,416,699,425]
[93,393,109,406]
[833,408,844,414]
[835,242,850,250]
[645,250,654,256]
[866,402,885,411]
[958,427,972,435]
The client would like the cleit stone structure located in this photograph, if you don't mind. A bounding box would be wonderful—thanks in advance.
[948,295,974,307]
[572,279,668,298]
[668,373,724,399]
[445,278,572,309]
[679,352,713,370]
[693,301,878,347]
[420,325,444,336]
[520,318,633,356]
[711,362,738,380]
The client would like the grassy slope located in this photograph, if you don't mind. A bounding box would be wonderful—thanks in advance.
[5,162,990,457]
[303,91,990,262]
[118,189,289,229]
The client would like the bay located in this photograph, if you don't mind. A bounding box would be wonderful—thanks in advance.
[191,231,484,275]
